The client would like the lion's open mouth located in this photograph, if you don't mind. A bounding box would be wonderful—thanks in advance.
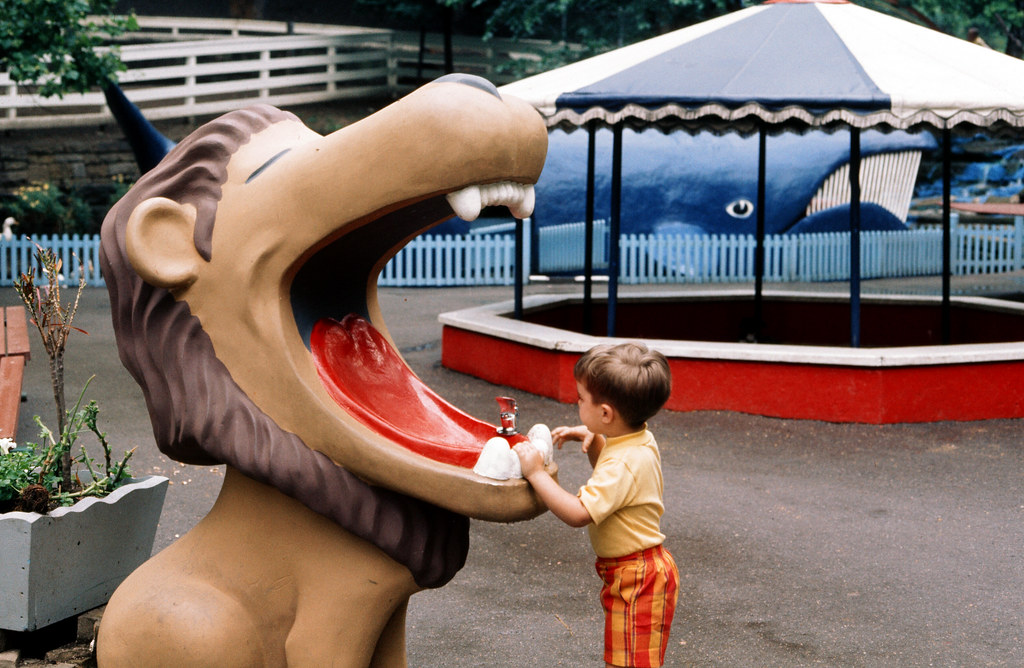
[310,313,521,467]
[292,183,534,469]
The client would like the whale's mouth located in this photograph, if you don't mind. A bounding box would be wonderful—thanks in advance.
[291,182,535,468]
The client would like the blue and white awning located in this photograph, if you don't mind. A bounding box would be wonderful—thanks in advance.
[501,0,1024,132]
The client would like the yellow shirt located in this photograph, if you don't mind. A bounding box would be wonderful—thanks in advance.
[577,428,666,558]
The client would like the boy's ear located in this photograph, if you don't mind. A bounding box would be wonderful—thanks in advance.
[599,403,616,425]
[125,197,203,290]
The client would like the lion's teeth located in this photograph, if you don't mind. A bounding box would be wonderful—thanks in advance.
[473,436,521,480]
[510,186,535,219]
[446,185,482,222]
[446,182,536,222]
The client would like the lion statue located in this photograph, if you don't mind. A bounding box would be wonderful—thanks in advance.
[96,74,550,667]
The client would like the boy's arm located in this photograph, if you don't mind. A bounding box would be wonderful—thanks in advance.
[513,442,593,528]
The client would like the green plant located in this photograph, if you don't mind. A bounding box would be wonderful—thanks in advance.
[0,379,133,513]
[0,0,138,99]
[107,174,135,208]
[7,181,94,236]
[0,245,133,514]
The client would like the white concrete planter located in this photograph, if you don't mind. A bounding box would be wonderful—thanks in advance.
[0,475,168,632]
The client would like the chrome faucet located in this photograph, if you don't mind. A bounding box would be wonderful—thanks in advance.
[496,396,519,435]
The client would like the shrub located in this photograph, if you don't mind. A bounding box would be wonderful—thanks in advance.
[6,182,94,236]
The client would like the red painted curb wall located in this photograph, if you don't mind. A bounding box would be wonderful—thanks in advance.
[442,326,1024,423]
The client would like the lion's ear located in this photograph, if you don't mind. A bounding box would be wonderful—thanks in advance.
[125,197,203,290]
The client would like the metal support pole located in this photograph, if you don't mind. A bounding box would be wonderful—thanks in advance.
[584,121,597,334]
[849,127,862,348]
[608,124,623,337]
[514,217,524,320]
[754,125,767,339]
[942,128,952,344]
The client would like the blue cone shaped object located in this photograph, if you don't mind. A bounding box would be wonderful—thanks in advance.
[103,82,177,174]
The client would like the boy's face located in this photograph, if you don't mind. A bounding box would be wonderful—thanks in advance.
[577,380,608,434]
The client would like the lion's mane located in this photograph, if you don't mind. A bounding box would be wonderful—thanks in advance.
[100,106,467,588]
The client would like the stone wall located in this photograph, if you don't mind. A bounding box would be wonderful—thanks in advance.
[1,99,384,193]
[0,117,196,193]
[0,117,195,233]
[1,127,132,192]
[0,99,383,227]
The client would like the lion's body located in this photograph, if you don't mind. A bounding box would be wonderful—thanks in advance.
[97,468,418,667]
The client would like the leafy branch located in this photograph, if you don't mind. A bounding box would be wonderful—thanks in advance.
[0,0,138,99]
[0,378,134,511]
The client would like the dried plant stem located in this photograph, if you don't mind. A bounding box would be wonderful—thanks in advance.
[14,247,87,491]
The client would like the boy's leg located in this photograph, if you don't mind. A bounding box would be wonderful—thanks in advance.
[595,545,680,668]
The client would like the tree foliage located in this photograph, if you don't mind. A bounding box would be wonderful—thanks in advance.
[351,1,1024,70]
[0,0,137,98]
[481,0,743,49]
[951,0,1024,56]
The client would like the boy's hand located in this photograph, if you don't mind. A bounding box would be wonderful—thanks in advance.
[513,441,544,478]
[513,440,593,528]
[552,425,605,469]
[551,425,597,452]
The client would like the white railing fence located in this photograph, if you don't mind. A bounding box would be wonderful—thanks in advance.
[378,234,519,287]
[0,222,1018,288]
[617,228,945,283]
[0,17,568,130]
[537,219,610,273]
[0,235,105,287]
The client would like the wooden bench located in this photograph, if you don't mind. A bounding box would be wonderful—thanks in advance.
[0,306,30,440]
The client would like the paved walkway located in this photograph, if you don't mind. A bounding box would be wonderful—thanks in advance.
[2,281,1022,666]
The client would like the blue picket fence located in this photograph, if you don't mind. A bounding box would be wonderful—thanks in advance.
[0,223,1020,288]
[378,233,519,287]
[619,228,947,283]
[0,235,105,287]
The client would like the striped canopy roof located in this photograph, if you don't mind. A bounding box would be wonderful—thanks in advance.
[500,0,1024,132]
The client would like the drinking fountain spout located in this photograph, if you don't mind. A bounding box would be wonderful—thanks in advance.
[495,396,519,436]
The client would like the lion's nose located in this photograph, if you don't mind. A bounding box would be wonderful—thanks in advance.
[433,73,502,100]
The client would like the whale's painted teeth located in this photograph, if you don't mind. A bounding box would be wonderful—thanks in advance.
[445,182,536,222]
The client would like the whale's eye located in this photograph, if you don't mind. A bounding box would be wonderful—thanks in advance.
[726,198,754,219]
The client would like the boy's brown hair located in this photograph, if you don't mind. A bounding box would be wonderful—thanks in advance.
[574,342,672,428]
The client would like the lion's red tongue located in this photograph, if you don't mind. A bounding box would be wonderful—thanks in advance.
[311,314,519,468]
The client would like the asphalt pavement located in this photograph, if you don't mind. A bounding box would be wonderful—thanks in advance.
[2,282,1022,667]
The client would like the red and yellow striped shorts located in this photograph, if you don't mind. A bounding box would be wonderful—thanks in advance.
[594,544,679,668]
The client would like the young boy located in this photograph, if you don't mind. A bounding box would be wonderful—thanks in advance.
[513,342,679,668]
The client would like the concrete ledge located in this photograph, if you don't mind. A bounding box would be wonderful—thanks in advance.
[440,290,1024,367]
[439,290,1024,423]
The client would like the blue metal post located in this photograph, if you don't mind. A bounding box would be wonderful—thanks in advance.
[584,121,597,334]
[607,124,623,337]
[942,128,952,344]
[849,127,862,348]
[514,217,523,320]
[754,126,767,338]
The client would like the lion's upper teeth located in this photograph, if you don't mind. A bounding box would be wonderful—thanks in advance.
[446,182,536,222]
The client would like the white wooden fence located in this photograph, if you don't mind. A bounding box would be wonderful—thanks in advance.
[0,222,1019,288]
[0,17,566,130]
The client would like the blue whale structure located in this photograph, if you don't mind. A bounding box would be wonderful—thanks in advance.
[530,127,939,238]
[101,82,937,242]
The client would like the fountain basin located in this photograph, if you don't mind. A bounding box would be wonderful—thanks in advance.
[440,290,1024,423]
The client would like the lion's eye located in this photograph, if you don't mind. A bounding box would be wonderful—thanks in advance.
[726,198,754,219]
[246,148,291,183]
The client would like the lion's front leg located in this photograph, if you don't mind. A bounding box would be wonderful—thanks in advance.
[284,589,415,668]
[370,599,411,668]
